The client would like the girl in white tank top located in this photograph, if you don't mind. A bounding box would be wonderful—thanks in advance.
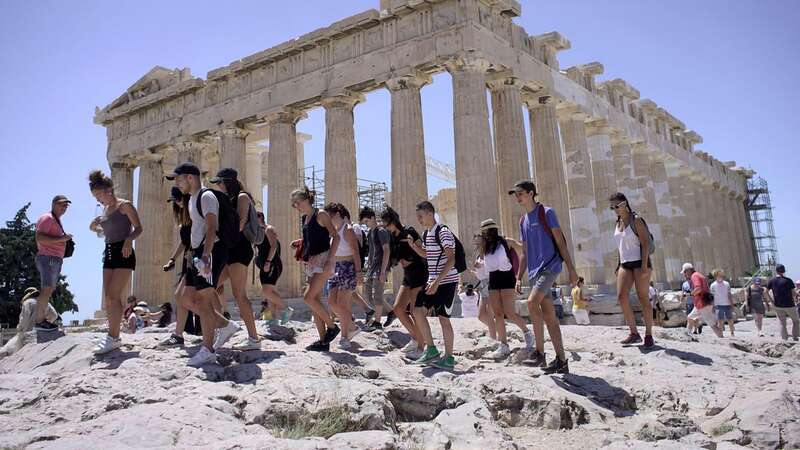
[614,222,642,263]
[334,223,354,257]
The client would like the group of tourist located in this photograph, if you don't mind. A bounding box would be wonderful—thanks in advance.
[23,161,799,371]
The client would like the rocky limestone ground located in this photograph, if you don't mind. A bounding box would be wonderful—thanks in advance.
[1,317,799,450]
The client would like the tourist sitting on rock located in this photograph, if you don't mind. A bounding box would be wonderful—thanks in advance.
[127,305,149,333]
[0,287,61,358]
[144,303,172,328]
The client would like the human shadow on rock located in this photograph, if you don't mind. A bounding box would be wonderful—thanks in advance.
[91,350,141,370]
[386,330,412,348]
[323,351,362,366]
[654,347,713,366]
[552,374,637,417]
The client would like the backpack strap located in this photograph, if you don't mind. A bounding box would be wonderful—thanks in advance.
[536,204,562,266]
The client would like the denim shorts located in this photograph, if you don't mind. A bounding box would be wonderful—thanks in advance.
[716,304,734,321]
[36,255,63,288]
[530,269,559,296]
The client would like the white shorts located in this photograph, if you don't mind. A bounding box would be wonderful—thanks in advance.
[573,308,590,325]
[688,305,716,325]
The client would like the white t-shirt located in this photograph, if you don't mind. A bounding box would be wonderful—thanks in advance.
[459,292,479,318]
[189,188,220,249]
[710,280,732,306]
[483,244,512,273]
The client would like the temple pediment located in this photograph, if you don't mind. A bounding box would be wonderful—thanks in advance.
[99,66,192,115]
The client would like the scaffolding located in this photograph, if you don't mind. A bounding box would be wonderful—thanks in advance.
[746,177,779,273]
[299,166,388,213]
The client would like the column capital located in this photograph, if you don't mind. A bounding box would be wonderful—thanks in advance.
[172,138,206,153]
[485,72,523,92]
[585,118,614,137]
[385,71,432,91]
[609,129,632,146]
[443,56,491,75]
[265,108,307,126]
[522,92,557,110]
[321,90,364,110]
[109,158,137,169]
[219,126,249,139]
[555,103,588,122]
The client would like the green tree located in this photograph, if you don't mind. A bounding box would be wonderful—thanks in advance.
[0,203,77,327]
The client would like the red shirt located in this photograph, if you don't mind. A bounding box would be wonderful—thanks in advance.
[36,213,66,258]
[691,271,709,309]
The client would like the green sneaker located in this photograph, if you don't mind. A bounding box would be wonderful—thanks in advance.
[414,346,440,365]
[280,307,294,325]
[432,355,455,370]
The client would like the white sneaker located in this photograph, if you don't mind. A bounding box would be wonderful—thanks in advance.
[758,331,764,337]
[491,343,511,360]
[213,320,242,350]
[401,339,419,353]
[523,331,534,351]
[347,327,361,341]
[188,346,217,367]
[406,348,423,360]
[338,337,352,350]
[233,337,261,351]
[92,335,121,355]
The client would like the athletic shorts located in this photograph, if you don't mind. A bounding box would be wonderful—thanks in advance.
[185,241,228,291]
[328,260,357,291]
[688,304,716,325]
[489,270,516,291]
[259,258,283,286]
[227,235,254,267]
[530,269,558,296]
[36,255,63,288]
[103,241,136,270]
[304,251,329,279]
[402,262,428,289]
[716,305,734,321]
[415,282,457,318]
[620,259,652,271]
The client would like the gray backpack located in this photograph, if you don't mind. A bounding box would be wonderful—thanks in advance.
[241,193,265,245]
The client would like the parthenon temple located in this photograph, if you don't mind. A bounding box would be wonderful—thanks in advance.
[94,0,758,305]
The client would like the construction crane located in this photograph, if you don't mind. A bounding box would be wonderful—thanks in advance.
[426,156,456,184]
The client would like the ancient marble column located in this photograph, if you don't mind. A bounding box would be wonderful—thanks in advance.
[525,95,574,257]
[488,74,530,237]
[650,155,681,284]
[245,148,264,211]
[110,161,135,202]
[219,126,249,184]
[446,57,499,256]
[691,178,715,274]
[736,196,756,272]
[386,73,430,226]
[586,120,618,281]
[699,183,723,272]
[611,135,636,200]
[631,143,667,284]
[267,108,306,297]
[726,191,744,279]
[133,157,173,307]
[174,139,204,166]
[323,92,363,217]
[558,108,604,284]
[665,164,693,268]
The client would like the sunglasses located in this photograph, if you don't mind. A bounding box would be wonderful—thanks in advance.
[609,202,626,211]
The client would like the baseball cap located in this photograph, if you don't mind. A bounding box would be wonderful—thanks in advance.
[508,180,537,196]
[479,218,499,232]
[681,262,694,273]
[753,277,761,285]
[209,168,238,184]
[165,162,200,180]
[52,195,71,204]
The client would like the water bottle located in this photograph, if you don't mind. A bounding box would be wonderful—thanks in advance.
[193,256,213,284]
[94,204,105,238]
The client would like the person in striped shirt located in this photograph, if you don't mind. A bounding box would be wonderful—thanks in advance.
[406,201,460,370]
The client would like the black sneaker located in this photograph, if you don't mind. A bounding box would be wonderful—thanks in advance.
[159,334,185,347]
[305,340,330,352]
[542,357,569,375]
[643,335,655,348]
[383,311,397,328]
[369,321,383,332]
[697,325,703,334]
[34,321,59,332]
[322,325,341,344]
[525,350,547,368]
[222,311,232,320]
[364,309,375,323]
[620,333,642,345]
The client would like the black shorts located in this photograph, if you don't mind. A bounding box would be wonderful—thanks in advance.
[402,262,428,289]
[103,241,136,270]
[259,258,283,286]
[620,260,652,271]
[185,241,228,291]
[415,282,457,318]
[227,235,254,267]
[489,270,516,291]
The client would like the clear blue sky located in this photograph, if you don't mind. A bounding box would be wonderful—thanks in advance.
[1,1,797,321]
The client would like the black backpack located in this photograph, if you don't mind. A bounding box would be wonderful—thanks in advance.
[423,224,468,274]
[629,212,655,256]
[357,226,369,268]
[196,188,239,249]
[389,225,422,269]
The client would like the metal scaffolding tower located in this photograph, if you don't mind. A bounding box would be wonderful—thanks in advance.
[746,177,779,273]
[299,166,388,213]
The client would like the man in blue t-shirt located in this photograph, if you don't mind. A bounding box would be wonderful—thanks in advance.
[510,180,578,375]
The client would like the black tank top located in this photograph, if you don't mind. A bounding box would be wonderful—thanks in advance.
[256,238,282,269]
[179,224,191,249]
[302,209,330,260]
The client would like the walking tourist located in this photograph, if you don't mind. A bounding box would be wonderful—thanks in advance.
[609,192,655,348]
[88,170,143,355]
[470,233,497,341]
[380,206,426,360]
[359,207,395,330]
[746,277,767,336]
[323,202,362,350]
[767,264,798,341]
[168,162,241,366]
[255,211,291,325]
[510,180,578,374]
[710,269,735,337]
[572,277,591,325]
[210,168,260,350]
[683,263,722,339]
[292,186,341,352]
[408,201,461,370]
[476,218,532,360]
[33,194,73,332]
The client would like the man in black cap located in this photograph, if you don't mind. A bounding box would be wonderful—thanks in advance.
[33,195,73,331]
[168,162,241,366]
